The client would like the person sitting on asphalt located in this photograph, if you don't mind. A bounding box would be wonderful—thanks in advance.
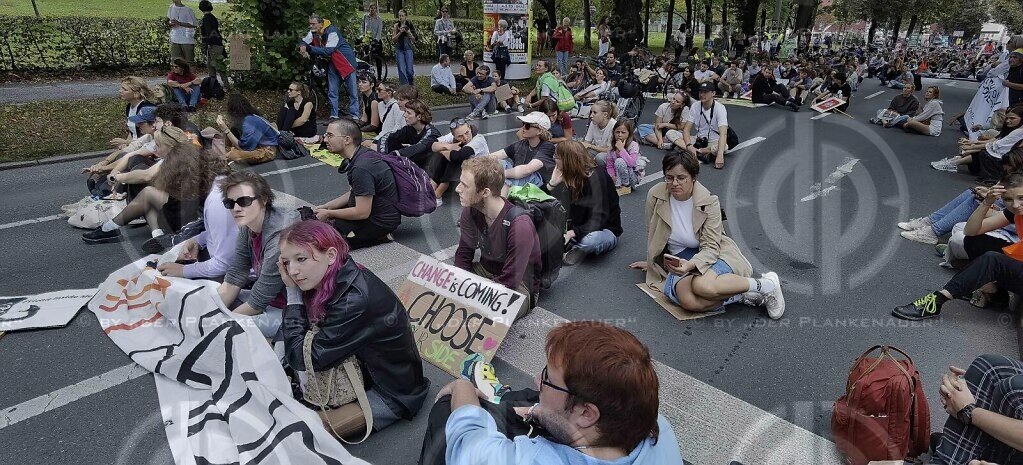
[893,174,1023,321]
[539,98,574,144]
[891,85,943,136]
[82,139,222,246]
[456,49,478,90]
[417,321,683,465]
[154,168,238,278]
[718,61,743,98]
[751,67,800,111]
[683,83,734,169]
[453,156,542,313]
[573,68,610,108]
[693,61,719,89]
[217,170,300,339]
[489,112,557,189]
[786,68,813,104]
[462,64,498,120]
[430,119,490,204]
[84,106,159,199]
[637,92,691,150]
[628,151,786,318]
[216,93,279,164]
[491,70,526,113]
[368,84,420,151]
[278,219,429,440]
[931,106,1023,180]
[316,118,401,249]
[166,58,202,112]
[104,115,196,202]
[812,71,852,113]
[606,119,645,195]
[579,100,618,165]
[601,51,622,85]
[384,99,443,179]
[567,59,595,94]
[870,81,920,126]
[544,140,622,266]
[355,73,380,134]
[930,354,1023,465]
[431,54,459,96]
[110,76,160,150]
[276,81,318,140]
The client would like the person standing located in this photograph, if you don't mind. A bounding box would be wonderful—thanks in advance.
[489,20,513,81]
[198,0,223,82]
[361,3,385,79]
[597,16,611,58]
[167,0,197,63]
[552,17,573,76]
[393,10,418,86]
[300,14,359,120]
[1003,49,1023,108]
[434,6,455,59]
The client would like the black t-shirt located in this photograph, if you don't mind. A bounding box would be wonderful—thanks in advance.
[829,82,853,111]
[1008,65,1023,107]
[469,75,494,89]
[503,139,556,184]
[1003,209,1019,223]
[201,13,223,47]
[276,100,317,138]
[347,148,400,229]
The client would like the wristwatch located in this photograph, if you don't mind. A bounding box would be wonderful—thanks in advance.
[958,402,976,425]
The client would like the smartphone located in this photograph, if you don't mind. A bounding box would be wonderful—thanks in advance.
[663,254,682,268]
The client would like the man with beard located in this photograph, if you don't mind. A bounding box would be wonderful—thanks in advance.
[417,321,683,465]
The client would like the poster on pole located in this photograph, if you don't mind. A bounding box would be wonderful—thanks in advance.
[482,0,532,80]
[395,255,526,377]
[0,289,97,332]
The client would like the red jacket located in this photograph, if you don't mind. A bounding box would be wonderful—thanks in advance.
[553,26,573,53]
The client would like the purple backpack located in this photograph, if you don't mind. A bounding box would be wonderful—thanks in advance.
[342,150,437,217]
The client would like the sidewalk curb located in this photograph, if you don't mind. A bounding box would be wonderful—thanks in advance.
[0,150,107,172]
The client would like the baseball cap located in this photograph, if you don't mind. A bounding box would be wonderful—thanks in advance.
[128,106,157,124]
[697,82,716,94]
[1011,48,1023,57]
[517,111,551,130]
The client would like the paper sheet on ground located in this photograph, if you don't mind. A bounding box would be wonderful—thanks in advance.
[309,147,345,168]
[89,258,368,465]
[635,283,724,321]
[0,289,97,331]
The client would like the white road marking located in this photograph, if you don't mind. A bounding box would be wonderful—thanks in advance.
[727,136,767,153]
[811,112,831,120]
[863,90,885,100]
[0,214,63,230]
[801,157,859,202]
[0,363,147,430]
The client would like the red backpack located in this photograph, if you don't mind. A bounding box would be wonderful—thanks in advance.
[832,345,930,465]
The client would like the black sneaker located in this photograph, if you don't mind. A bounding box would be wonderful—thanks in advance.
[142,234,173,254]
[563,246,586,266]
[82,227,122,244]
[892,293,943,320]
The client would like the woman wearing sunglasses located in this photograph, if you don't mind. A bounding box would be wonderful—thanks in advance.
[217,170,301,339]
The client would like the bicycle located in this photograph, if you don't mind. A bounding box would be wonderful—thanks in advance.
[356,36,388,82]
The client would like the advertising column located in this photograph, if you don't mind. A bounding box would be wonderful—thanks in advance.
[483,0,532,80]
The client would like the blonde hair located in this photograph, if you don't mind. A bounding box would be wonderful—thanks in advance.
[153,126,190,150]
[591,100,618,120]
[121,76,161,103]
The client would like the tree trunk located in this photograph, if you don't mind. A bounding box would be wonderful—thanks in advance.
[31,0,40,17]
[686,0,694,49]
[703,0,712,42]
[867,21,877,44]
[666,0,677,48]
[645,0,651,46]
[905,14,918,42]
[890,14,902,47]
[612,0,644,52]
[449,0,457,18]
[722,0,729,50]
[390,0,402,15]
[760,6,767,35]
[584,0,592,48]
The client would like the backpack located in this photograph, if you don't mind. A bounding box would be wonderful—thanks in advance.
[339,150,437,217]
[68,199,126,229]
[199,76,225,100]
[277,130,309,160]
[508,197,566,290]
[832,345,930,465]
[539,73,576,112]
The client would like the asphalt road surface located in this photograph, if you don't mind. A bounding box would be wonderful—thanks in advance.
[0,77,1017,465]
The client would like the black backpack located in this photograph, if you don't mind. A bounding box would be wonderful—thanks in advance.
[508,198,566,290]
[276,130,310,160]
[199,76,225,100]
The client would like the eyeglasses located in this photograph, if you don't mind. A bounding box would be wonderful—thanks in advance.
[449,118,468,129]
[540,365,582,398]
[223,196,257,209]
[664,175,691,185]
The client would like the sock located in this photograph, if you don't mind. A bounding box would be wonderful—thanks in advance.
[934,291,950,309]
[722,294,743,306]
[151,229,165,238]
[747,277,776,295]
[101,220,119,232]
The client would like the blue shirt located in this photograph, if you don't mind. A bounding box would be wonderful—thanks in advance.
[238,115,278,151]
[445,405,683,465]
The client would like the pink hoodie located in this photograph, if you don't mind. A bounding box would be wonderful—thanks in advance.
[606,140,640,179]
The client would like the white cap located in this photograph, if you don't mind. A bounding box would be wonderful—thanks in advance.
[516,111,551,130]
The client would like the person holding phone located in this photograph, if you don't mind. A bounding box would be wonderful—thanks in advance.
[628,151,786,318]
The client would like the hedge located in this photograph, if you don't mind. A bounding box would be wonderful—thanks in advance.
[0,14,484,74]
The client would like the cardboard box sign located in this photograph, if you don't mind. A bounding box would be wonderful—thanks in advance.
[396,255,525,377]
[1,288,97,331]
[229,34,251,71]
[812,96,846,113]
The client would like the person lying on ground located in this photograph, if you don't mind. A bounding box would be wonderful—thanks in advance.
[890,85,943,136]
[217,93,279,164]
[489,112,556,191]
[218,170,300,338]
[278,219,429,440]
[870,82,919,126]
[893,174,1023,320]
[418,321,683,465]
[167,58,202,112]
[453,156,542,314]
[277,81,318,139]
[544,141,622,266]
[539,98,574,144]
[637,92,691,150]
[155,169,238,278]
[628,151,786,318]
[317,118,401,249]
[430,119,490,204]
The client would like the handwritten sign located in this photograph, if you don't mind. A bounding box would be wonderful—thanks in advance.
[812,96,846,113]
[229,34,251,71]
[0,289,97,331]
[396,255,525,377]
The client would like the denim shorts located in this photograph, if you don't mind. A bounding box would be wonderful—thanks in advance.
[662,253,734,306]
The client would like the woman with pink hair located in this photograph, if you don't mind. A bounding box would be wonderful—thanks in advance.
[277,220,429,440]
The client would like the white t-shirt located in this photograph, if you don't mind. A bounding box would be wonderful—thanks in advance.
[684,101,728,142]
[376,99,405,139]
[694,69,716,82]
[668,196,699,254]
[438,133,491,158]
[584,117,617,149]
[167,5,197,44]
[655,102,691,126]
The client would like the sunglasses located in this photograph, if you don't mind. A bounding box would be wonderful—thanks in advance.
[521,122,536,130]
[449,118,468,129]
[223,196,257,209]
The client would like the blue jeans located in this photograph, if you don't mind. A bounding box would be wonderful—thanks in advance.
[501,159,543,187]
[344,71,359,118]
[396,48,415,85]
[573,229,618,256]
[556,51,570,75]
[172,87,200,108]
[325,66,359,118]
[929,189,1004,236]
[614,158,640,187]
[889,80,905,89]
[469,93,495,114]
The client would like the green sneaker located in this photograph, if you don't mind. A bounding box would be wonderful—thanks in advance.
[934,243,949,258]
[892,293,943,320]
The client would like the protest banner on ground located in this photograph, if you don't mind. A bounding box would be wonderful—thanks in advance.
[395,255,525,377]
[811,96,846,113]
[0,289,96,332]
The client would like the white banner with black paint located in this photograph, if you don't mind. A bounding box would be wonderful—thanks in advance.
[0,288,96,332]
[965,51,1011,141]
[89,259,368,465]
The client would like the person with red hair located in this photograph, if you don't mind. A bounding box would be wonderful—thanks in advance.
[278,219,429,440]
[418,321,683,465]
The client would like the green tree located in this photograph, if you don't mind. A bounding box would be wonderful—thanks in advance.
[990,0,1023,35]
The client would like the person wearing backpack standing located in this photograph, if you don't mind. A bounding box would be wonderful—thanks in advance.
[454,156,542,316]
[167,0,197,64]
[314,118,400,249]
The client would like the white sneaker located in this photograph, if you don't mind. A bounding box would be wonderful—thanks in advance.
[897,216,932,231]
[516,104,525,113]
[900,227,938,244]
[128,217,147,226]
[480,111,489,119]
[760,272,785,319]
[659,142,674,150]
[741,291,766,307]
[931,158,959,173]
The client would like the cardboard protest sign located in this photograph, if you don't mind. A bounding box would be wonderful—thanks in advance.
[812,96,846,113]
[0,289,97,332]
[635,283,723,321]
[396,255,525,377]
[229,34,251,71]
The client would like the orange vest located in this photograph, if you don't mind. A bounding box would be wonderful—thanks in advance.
[1002,214,1023,261]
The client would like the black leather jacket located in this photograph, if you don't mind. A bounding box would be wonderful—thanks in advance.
[283,258,430,419]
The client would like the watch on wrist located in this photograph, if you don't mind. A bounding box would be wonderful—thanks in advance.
[959,402,976,425]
